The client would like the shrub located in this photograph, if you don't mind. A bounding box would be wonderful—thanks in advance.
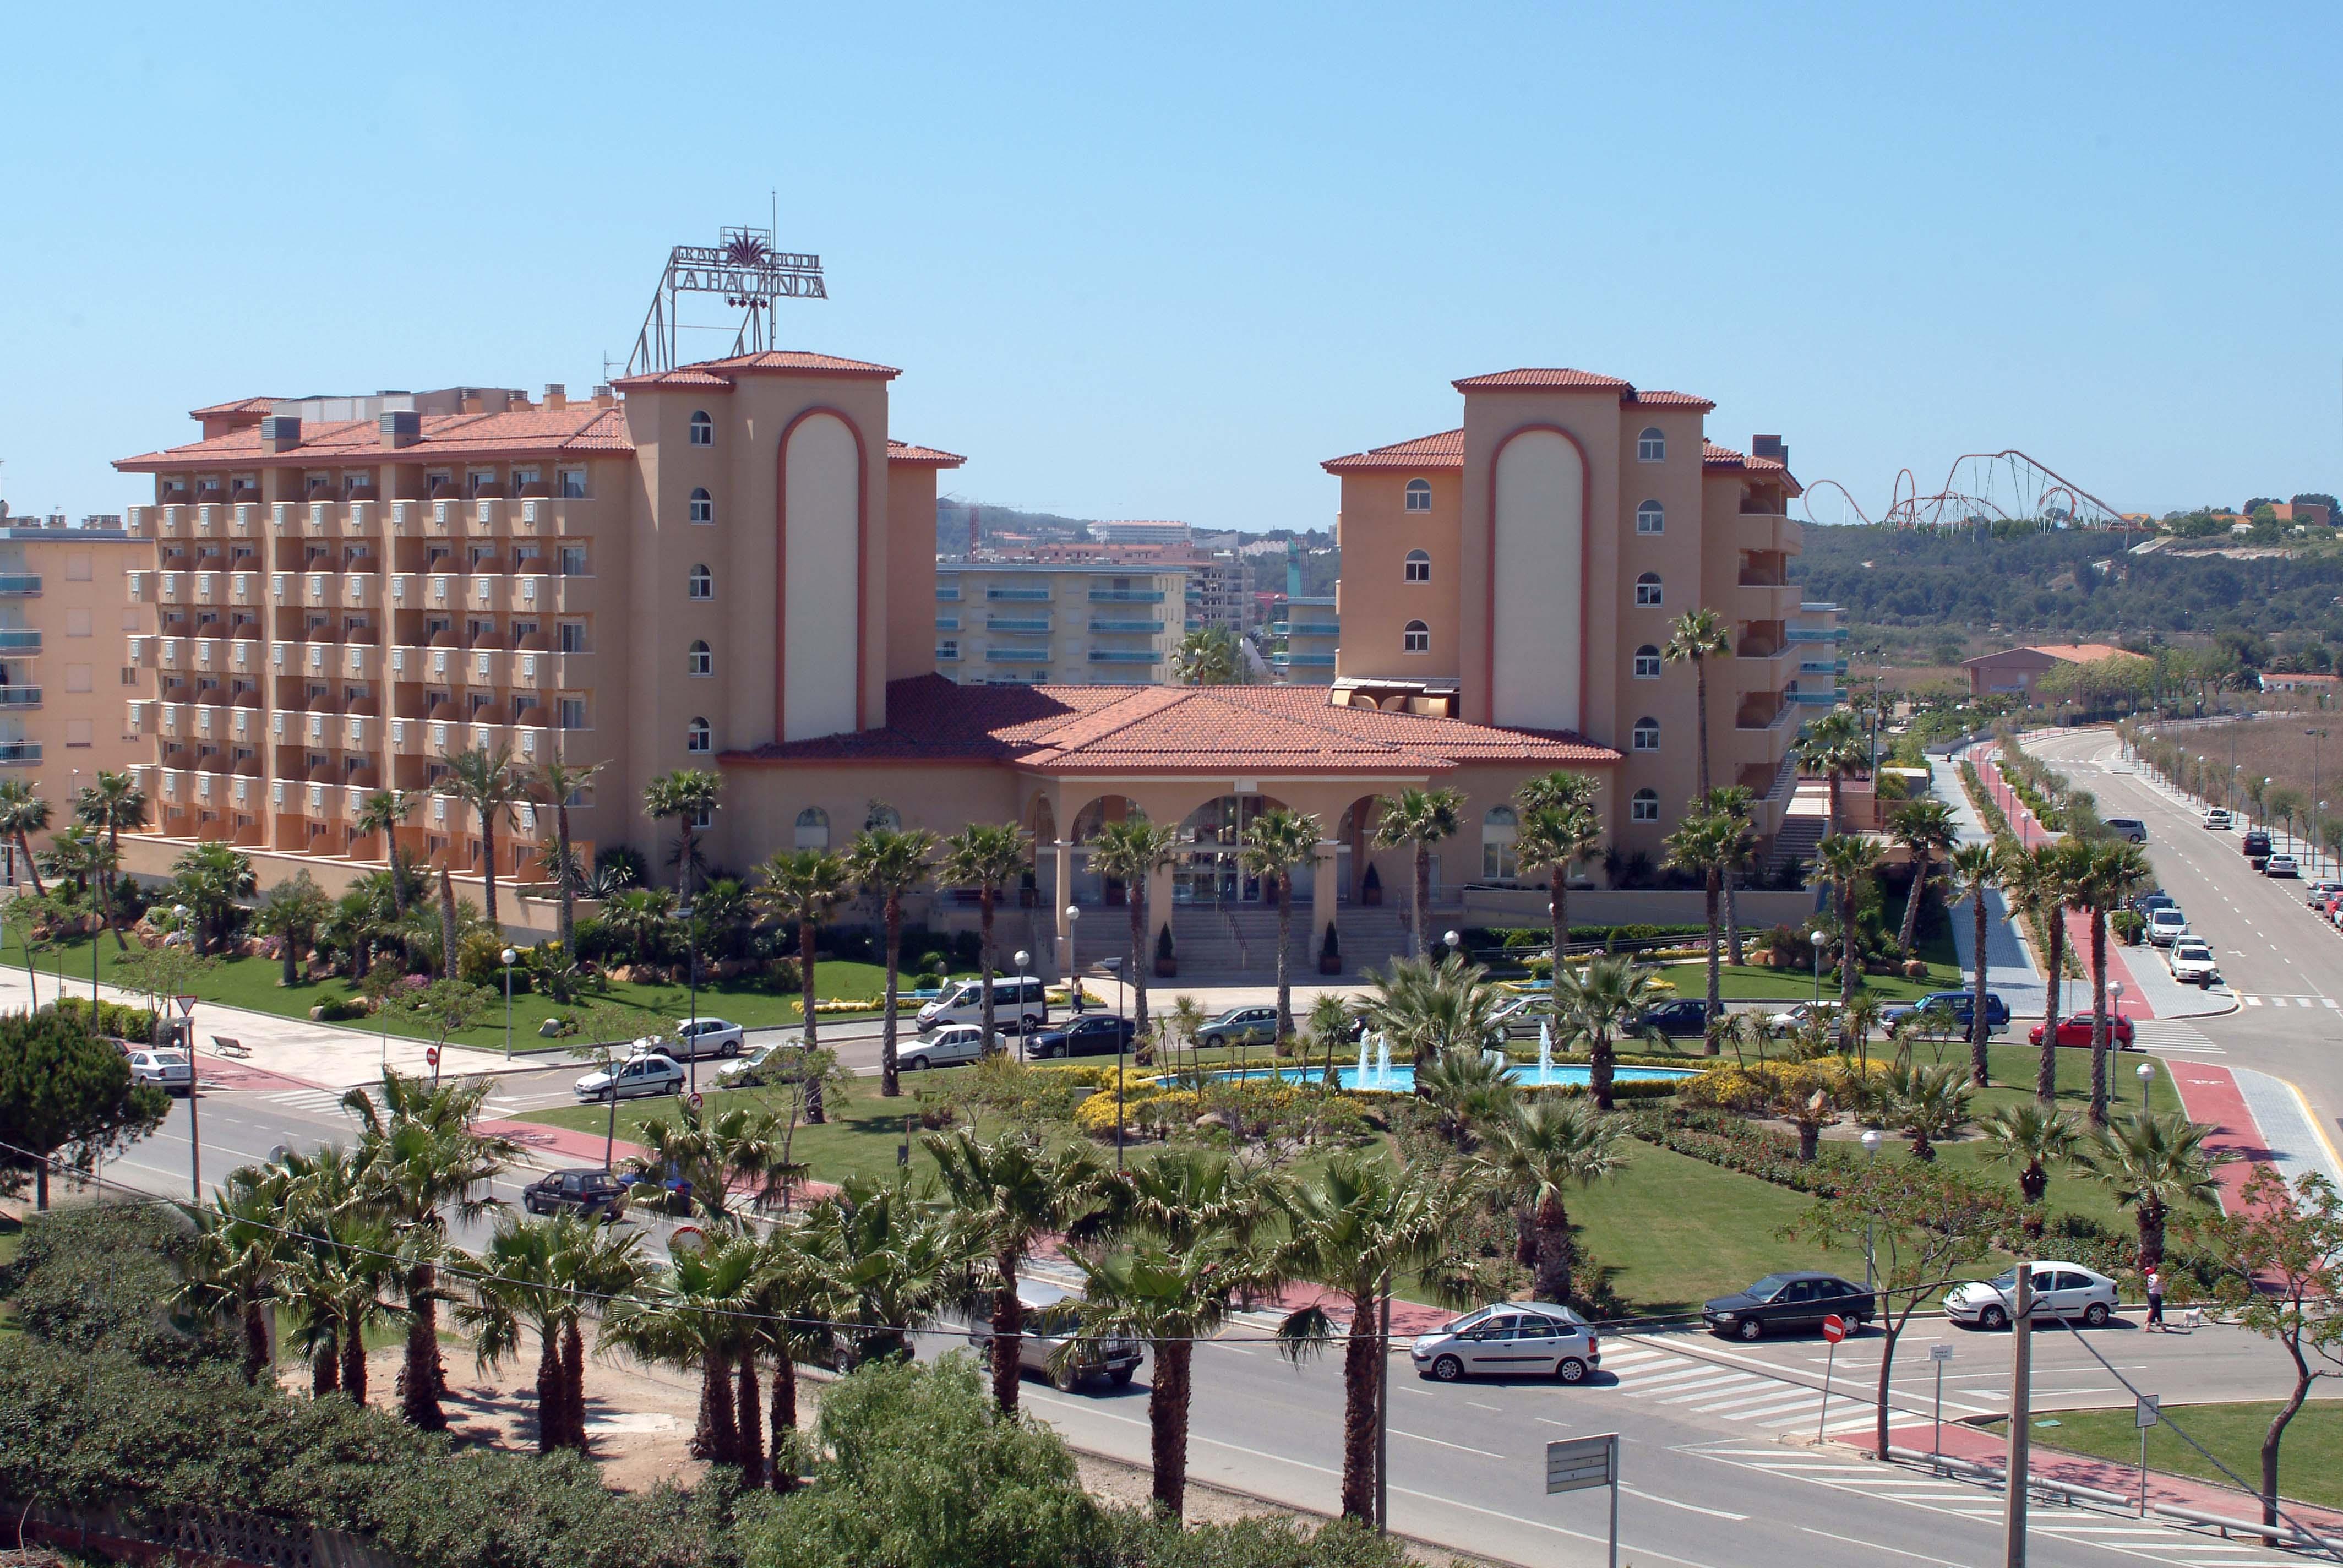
[0,1202,228,1368]
[310,998,370,1023]
[46,995,161,1044]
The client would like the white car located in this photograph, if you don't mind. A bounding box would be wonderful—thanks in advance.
[1944,1262,2119,1330]
[2202,808,2232,830]
[1765,1000,1842,1037]
[2167,939,2219,986]
[2265,854,2301,879]
[2145,907,2189,946]
[1411,1300,1601,1384]
[573,1050,684,1102]
[126,1049,193,1095]
[900,1024,991,1071]
[664,1017,745,1060]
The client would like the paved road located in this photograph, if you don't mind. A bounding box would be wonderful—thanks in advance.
[2028,727,2343,1163]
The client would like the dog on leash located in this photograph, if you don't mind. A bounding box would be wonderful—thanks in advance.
[2177,1306,2206,1330]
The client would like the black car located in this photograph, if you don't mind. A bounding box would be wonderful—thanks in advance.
[2243,830,2274,864]
[1027,1014,1138,1059]
[1701,1272,1875,1341]
[521,1168,631,1223]
[2128,891,2175,915]
[1639,999,1713,1038]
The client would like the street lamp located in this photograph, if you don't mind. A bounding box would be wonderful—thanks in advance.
[172,988,200,1202]
[500,946,518,1061]
[1099,956,1127,1173]
[1442,929,1462,965]
[1860,1129,1881,1292]
[1065,904,1081,1011]
[2308,731,2328,877]
[1810,929,1828,1008]
[677,902,699,1097]
[2135,1060,2155,1111]
[1013,949,1031,1060]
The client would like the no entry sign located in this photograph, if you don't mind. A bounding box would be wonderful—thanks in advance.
[1822,1314,1848,1344]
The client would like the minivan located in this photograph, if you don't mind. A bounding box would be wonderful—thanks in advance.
[2107,818,2148,844]
[917,975,1050,1034]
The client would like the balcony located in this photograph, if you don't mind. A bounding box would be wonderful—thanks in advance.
[936,645,962,662]
[0,741,41,766]
[1087,619,1164,634]
[1786,624,1848,645]
[0,575,39,596]
[986,587,1052,602]
[1087,650,1159,665]
[0,687,43,711]
[389,718,431,759]
[1276,652,1336,668]
[1088,589,1165,602]
[986,617,1051,634]
[0,630,41,654]
[984,647,1051,662]
[935,585,963,602]
[158,573,185,604]
[1789,687,1848,706]
[343,500,380,538]
[1287,623,1339,639]
[1735,692,1792,731]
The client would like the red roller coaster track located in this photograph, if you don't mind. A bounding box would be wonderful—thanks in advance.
[1802,449,2132,533]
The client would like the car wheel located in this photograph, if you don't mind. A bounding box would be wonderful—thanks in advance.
[1053,1363,1082,1392]
[1109,1365,1135,1388]
[1980,1304,2009,1331]
[1430,1354,1465,1382]
[906,1056,929,1072]
[723,1039,740,1058]
[1555,1357,1589,1384]
[1200,1033,1221,1049]
[2084,1302,2111,1328]
[1738,1318,1763,1341]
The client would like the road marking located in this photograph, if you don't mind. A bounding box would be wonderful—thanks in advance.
[1799,1526,1973,1568]
[1388,1427,1504,1459]
[1465,1401,1502,1413]
[1619,1484,1746,1521]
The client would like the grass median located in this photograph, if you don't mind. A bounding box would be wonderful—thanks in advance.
[1981,1403,2343,1512]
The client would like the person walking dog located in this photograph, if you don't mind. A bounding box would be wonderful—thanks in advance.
[2145,1267,2166,1331]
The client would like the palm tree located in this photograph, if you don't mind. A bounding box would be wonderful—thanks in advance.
[255,870,332,987]
[846,825,939,1098]
[1664,608,1734,798]
[451,1213,641,1453]
[1981,1102,2083,1236]
[1371,786,1464,959]
[1946,843,1999,1088]
[2004,841,2078,1104]
[1362,952,1506,1082]
[1512,782,1603,1019]
[1797,710,1869,832]
[1173,625,1249,685]
[1877,1061,1975,1159]
[354,788,420,921]
[1664,806,1737,1045]
[0,778,51,895]
[528,758,603,952]
[342,1068,519,1431]
[178,1164,298,1383]
[1412,1047,1518,1147]
[1306,992,1354,1087]
[1237,807,1322,1043]
[642,768,722,898]
[1083,816,1181,1045]
[925,1127,1114,1415]
[938,822,1032,1049]
[1272,1157,1475,1522]
[2071,837,2152,1126]
[1708,784,1758,965]
[1481,1097,1631,1304]
[73,769,145,920]
[753,849,851,1081]
[1812,834,1883,1041]
[168,840,256,954]
[1888,799,1959,956]
[282,1210,406,1404]
[2079,1112,2226,1270]
[622,1097,793,1228]
[606,1234,766,1468]
[436,744,525,927]
[801,1172,972,1370]
[1549,954,1672,1110]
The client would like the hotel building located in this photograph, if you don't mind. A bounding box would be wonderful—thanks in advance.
[935,561,1184,685]
[0,510,152,841]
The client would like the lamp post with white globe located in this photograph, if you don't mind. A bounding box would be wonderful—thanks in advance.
[1810,928,1828,1009]
[501,946,518,1060]
[1014,950,1031,1060]
[2137,1060,2156,1111]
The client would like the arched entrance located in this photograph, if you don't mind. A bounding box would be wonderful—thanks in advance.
[1174,793,1291,905]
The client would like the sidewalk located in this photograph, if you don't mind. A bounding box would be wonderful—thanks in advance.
[1893,1418,2343,1538]
[2165,1059,2282,1213]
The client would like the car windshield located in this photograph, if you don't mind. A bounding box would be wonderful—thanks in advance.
[1987,1268,2017,1289]
[1746,1272,1798,1298]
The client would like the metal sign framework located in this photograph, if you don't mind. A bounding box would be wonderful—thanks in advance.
[627,226,826,376]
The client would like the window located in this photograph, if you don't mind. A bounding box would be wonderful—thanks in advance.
[1481,805,1519,881]
[66,553,93,582]
[690,804,714,829]
[467,469,499,496]
[1631,788,1660,822]
[686,717,711,753]
[1635,573,1663,608]
[686,640,713,677]
[1633,644,1662,679]
[689,411,714,447]
[513,466,542,492]
[865,802,902,832]
[558,697,588,730]
[689,487,713,525]
[66,718,93,748]
[1404,549,1431,584]
[1637,427,1665,462]
[1404,478,1433,513]
[937,638,959,659]
[1403,619,1430,654]
[688,564,712,601]
[794,806,829,849]
[558,468,587,498]
[1632,716,1660,752]
[1636,500,1665,535]
[557,620,588,654]
[557,546,587,576]
[65,663,94,693]
[65,608,92,638]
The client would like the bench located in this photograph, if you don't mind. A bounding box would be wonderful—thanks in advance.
[211,1036,250,1059]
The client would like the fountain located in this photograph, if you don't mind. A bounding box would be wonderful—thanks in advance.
[1536,1019,1554,1085]
[1374,1032,1392,1089]
[1356,1027,1372,1086]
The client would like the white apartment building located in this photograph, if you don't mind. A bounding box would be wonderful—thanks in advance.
[934,562,1184,685]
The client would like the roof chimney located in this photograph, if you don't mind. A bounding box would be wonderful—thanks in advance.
[259,415,303,453]
[380,410,422,449]
[1751,434,1787,466]
[543,383,567,410]
[592,384,615,409]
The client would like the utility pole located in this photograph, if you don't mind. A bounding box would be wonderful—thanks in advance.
[2003,1261,2034,1566]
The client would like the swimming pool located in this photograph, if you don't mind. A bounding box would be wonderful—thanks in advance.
[1208,1064,1697,1094]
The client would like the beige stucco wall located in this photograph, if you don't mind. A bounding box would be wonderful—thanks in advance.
[885,464,941,685]
[1334,468,1461,680]
[0,530,152,832]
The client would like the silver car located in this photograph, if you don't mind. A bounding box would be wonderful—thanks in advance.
[1411,1301,1601,1384]
[966,1277,1142,1392]
[1944,1262,2118,1330]
[127,1049,194,1095]
[573,1050,684,1102]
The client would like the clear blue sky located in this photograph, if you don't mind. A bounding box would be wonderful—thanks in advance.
[3,2,2335,529]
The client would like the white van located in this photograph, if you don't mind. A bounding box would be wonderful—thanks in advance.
[917,974,1050,1035]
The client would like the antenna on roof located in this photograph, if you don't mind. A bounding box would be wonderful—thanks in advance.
[625,221,826,376]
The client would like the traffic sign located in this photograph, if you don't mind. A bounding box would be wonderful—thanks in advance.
[688,1092,704,1110]
[424,1047,439,1066]
[2135,1395,2160,1429]
[1822,1314,1848,1343]
[1930,1343,1954,1363]
[1545,1435,1620,1568]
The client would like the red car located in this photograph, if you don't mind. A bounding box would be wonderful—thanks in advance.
[2028,1013,2137,1050]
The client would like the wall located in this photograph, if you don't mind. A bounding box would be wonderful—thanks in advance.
[1333,466,1461,681]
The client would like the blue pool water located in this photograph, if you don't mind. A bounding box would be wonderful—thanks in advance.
[1210,1064,1696,1094]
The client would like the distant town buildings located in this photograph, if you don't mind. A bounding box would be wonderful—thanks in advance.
[1960,641,2128,700]
[1087,519,1191,547]
[935,560,1183,685]
[0,506,151,839]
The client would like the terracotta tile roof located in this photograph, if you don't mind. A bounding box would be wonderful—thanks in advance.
[615,368,737,389]
[613,350,898,390]
[1322,428,1465,473]
[2037,643,2131,664]
[188,396,277,419]
[1630,389,1716,410]
[116,405,636,472]
[887,439,966,468]
[1453,368,1634,391]
[726,674,1619,775]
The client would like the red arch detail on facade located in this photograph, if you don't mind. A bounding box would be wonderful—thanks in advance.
[1481,422,1594,734]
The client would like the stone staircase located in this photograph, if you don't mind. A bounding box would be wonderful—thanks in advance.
[1769,812,1827,878]
[1167,905,1421,978]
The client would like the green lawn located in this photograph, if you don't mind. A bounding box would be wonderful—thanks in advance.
[1567,1141,1844,1315]
[1653,960,1965,1003]
[1982,1403,2343,1511]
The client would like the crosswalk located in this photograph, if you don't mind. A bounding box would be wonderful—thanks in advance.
[1602,1340,1998,1438]
[1686,1443,2308,1566]
[255,1086,531,1121]
[2133,1019,2227,1055]
[2235,993,2336,1009]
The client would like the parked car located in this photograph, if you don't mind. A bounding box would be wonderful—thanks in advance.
[1944,1262,2119,1329]
[2244,829,2274,865]
[2265,854,2301,879]
[664,1017,745,1060]
[521,1167,631,1222]
[2129,891,2177,916]
[2028,1012,2138,1050]
[1701,1272,1876,1341]
[2167,939,2220,987]
[2107,818,2148,844]
[1412,1300,1601,1382]
[965,1277,1142,1391]
[2145,907,2189,946]
[126,1049,193,1095]
[574,1050,684,1102]
[2306,880,2343,910]
[1763,1001,1843,1037]
[901,1024,993,1071]
[717,1041,797,1088]
[1639,999,1713,1038]
[917,974,1050,1034]
[1883,990,2010,1035]
[1026,1014,1138,1059]
[2202,808,2232,830]
[1196,1004,1281,1050]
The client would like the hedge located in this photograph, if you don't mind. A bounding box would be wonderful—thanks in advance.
[44,995,163,1044]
